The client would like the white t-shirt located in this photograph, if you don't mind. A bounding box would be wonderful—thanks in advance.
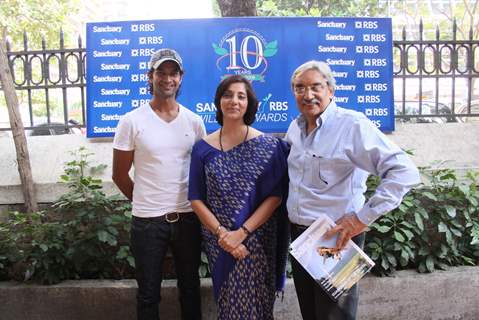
[113,103,206,217]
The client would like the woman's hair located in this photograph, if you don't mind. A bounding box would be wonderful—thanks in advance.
[214,75,258,126]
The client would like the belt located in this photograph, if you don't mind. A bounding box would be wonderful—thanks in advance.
[133,212,193,223]
[291,223,309,231]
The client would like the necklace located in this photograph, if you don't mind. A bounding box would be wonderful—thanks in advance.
[219,125,249,152]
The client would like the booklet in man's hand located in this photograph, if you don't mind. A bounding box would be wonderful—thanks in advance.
[289,214,375,301]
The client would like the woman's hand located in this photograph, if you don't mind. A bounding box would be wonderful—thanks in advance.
[218,229,247,252]
[230,244,250,260]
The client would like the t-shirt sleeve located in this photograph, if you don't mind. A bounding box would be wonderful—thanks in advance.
[112,116,135,151]
[195,117,207,141]
[188,142,207,201]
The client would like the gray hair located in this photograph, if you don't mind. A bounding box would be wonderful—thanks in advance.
[290,60,336,94]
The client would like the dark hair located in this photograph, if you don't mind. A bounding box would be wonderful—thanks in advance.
[147,66,184,98]
[214,75,258,126]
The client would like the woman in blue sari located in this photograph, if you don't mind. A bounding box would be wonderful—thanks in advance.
[188,75,289,319]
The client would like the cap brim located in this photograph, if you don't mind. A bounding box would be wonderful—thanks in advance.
[151,58,183,71]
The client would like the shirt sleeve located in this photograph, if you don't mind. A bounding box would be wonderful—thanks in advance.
[345,117,421,225]
[112,116,135,151]
[188,142,207,201]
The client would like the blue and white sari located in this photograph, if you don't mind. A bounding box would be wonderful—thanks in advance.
[189,135,289,320]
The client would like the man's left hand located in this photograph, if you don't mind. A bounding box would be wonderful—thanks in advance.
[324,214,367,250]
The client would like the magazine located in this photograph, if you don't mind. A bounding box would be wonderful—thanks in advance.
[289,215,375,301]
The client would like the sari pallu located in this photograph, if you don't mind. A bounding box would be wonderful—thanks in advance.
[189,135,289,320]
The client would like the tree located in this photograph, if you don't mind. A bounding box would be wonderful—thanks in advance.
[256,0,385,17]
[0,0,79,213]
[384,0,478,40]
[0,28,37,212]
[0,0,79,49]
[216,0,257,16]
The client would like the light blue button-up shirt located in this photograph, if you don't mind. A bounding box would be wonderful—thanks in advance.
[285,101,421,226]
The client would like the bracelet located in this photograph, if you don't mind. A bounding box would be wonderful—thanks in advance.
[214,224,223,236]
[240,225,251,236]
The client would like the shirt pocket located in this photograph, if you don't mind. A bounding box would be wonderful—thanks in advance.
[308,154,351,192]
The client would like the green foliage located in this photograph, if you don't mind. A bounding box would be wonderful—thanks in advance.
[0,147,134,284]
[386,0,479,40]
[1,147,478,283]
[199,252,211,278]
[365,168,479,276]
[0,0,83,116]
[257,0,385,17]
[0,0,80,50]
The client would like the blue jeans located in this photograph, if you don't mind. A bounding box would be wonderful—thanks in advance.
[291,223,365,320]
[130,213,202,320]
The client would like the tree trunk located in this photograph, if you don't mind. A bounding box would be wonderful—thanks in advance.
[0,28,38,213]
[217,0,257,16]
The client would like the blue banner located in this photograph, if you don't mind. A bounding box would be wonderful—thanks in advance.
[86,17,394,137]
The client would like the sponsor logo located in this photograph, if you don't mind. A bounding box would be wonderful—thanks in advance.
[326,58,355,67]
[334,96,349,104]
[92,26,122,33]
[355,21,378,29]
[93,50,122,58]
[317,46,347,54]
[317,21,346,29]
[131,48,157,57]
[100,63,130,71]
[362,34,386,42]
[365,108,389,116]
[93,75,122,83]
[93,126,116,133]
[139,36,163,45]
[131,24,155,32]
[101,113,123,121]
[100,38,130,45]
[357,95,381,103]
[93,101,123,108]
[100,89,130,96]
[332,71,348,78]
[325,34,354,41]
[335,84,356,91]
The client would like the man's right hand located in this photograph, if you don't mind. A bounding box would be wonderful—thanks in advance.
[324,213,367,250]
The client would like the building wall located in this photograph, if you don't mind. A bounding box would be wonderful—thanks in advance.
[1,122,479,205]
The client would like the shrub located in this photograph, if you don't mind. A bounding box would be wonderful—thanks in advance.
[0,147,134,284]
[1,148,479,283]
[365,167,479,275]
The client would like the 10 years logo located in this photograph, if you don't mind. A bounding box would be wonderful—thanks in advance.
[212,28,278,82]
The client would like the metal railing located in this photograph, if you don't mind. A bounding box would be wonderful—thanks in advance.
[394,20,479,123]
[0,31,86,132]
[1,21,478,132]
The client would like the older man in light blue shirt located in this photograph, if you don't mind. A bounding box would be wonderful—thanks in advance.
[285,60,420,320]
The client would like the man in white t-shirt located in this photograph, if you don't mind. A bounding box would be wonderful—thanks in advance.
[112,48,206,320]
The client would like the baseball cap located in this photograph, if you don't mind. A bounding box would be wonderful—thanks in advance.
[148,48,183,71]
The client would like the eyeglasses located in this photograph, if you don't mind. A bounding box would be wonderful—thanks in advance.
[293,83,328,95]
